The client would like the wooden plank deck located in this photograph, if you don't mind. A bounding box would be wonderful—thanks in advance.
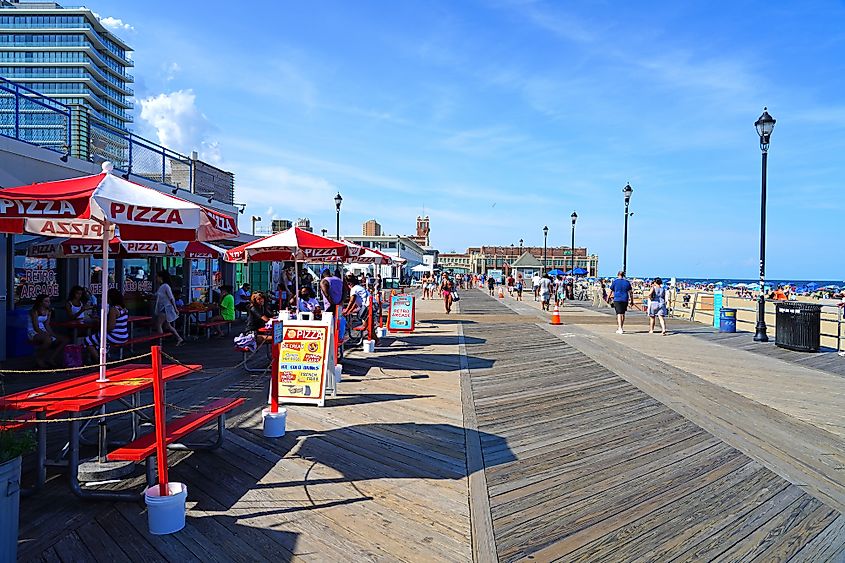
[458,290,845,562]
[12,297,472,562]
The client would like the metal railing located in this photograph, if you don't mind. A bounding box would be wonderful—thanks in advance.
[0,76,71,153]
[0,75,192,189]
[89,120,192,188]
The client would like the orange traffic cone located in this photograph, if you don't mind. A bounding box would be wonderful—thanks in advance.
[498,287,504,299]
[550,304,561,325]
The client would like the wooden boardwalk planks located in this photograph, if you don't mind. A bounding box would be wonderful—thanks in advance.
[458,289,845,562]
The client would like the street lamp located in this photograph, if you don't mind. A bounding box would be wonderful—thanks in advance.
[542,226,549,272]
[334,192,343,240]
[753,107,776,342]
[321,228,327,238]
[571,211,577,277]
[251,215,261,236]
[509,243,514,273]
[622,183,633,275]
[519,238,523,254]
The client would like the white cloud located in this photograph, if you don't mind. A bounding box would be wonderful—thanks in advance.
[138,90,221,163]
[237,166,337,215]
[163,62,181,82]
[100,16,134,32]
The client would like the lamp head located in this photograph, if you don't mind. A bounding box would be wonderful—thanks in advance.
[623,183,633,203]
[571,211,577,225]
[543,225,549,237]
[252,215,261,222]
[755,107,776,151]
[334,192,343,210]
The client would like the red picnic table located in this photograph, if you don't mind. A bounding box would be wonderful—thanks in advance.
[0,362,199,500]
[179,304,214,340]
[52,315,153,343]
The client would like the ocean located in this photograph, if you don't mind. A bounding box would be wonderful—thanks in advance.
[657,278,842,289]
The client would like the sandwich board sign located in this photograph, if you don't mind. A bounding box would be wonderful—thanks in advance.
[388,294,415,333]
[276,321,330,406]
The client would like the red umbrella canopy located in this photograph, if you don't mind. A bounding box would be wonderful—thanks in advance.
[225,226,360,263]
[27,236,172,258]
[170,240,225,259]
[0,163,238,241]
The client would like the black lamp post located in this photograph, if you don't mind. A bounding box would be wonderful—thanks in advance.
[753,107,776,342]
[509,243,514,273]
[251,215,261,236]
[519,238,523,256]
[321,228,327,238]
[622,183,633,275]
[542,226,549,272]
[571,211,577,276]
[334,192,342,240]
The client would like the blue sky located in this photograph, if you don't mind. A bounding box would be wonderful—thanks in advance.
[95,0,845,278]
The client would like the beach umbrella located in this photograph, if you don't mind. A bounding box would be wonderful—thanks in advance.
[548,269,565,275]
[225,226,362,305]
[170,240,225,259]
[0,162,238,381]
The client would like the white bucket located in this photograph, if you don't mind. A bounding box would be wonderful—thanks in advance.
[335,363,343,383]
[376,327,387,338]
[363,339,375,353]
[262,407,287,438]
[144,482,187,535]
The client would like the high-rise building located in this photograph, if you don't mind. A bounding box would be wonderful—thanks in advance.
[0,1,135,133]
[271,219,292,233]
[362,219,381,236]
[294,217,312,232]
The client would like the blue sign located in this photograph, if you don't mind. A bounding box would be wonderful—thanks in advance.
[388,294,415,332]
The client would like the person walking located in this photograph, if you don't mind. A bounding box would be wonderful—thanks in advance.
[487,275,496,296]
[153,271,184,345]
[441,275,454,314]
[515,273,524,301]
[647,277,669,335]
[539,274,553,311]
[610,270,634,334]
[532,273,541,301]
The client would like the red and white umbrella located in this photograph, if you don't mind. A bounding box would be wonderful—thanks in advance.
[170,241,225,259]
[0,162,238,381]
[336,241,396,265]
[27,236,172,258]
[224,226,358,263]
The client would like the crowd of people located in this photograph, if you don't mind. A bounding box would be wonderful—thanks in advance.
[23,263,391,369]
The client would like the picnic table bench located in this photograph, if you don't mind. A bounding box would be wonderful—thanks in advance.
[108,397,244,485]
[196,319,233,339]
[0,362,228,500]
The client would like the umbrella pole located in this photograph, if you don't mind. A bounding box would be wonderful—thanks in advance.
[98,223,110,383]
[295,258,299,315]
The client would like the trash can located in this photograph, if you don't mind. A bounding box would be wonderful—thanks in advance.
[6,308,33,358]
[775,302,821,352]
[719,308,737,333]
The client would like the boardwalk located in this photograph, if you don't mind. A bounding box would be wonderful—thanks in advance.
[459,289,845,561]
[8,290,845,561]
[15,297,472,562]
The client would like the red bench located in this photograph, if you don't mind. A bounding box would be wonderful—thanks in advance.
[108,397,244,485]
[196,320,233,339]
[113,332,173,357]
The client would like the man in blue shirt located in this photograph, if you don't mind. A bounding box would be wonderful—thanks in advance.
[609,270,634,334]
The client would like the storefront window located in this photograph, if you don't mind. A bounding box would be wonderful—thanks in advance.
[14,256,58,305]
[89,258,116,297]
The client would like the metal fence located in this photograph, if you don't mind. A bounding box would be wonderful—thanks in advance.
[0,75,192,189]
[88,120,192,188]
[0,77,71,153]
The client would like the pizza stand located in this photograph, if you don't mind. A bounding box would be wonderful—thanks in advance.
[224,227,360,436]
[0,162,238,530]
[170,241,226,304]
